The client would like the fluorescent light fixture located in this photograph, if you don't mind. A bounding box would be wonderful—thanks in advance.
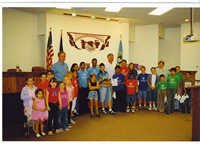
[106,17,110,21]
[72,12,76,17]
[91,16,95,20]
[149,7,174,16]
[185,18,189,22]
[105,7,122,12]
[56,5,71,9]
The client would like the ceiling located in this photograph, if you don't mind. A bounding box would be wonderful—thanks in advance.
[14,7,200,28]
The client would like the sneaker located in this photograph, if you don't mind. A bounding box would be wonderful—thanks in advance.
[166,111,171,114]
[96,114,101,118]
[148,107,152,111]
[65,128,70,131]
[126,108,130,113]
[68,125,72,128]
[41,132,46,136]
[109,110,116,115]
[153,107,158,111]
[131,108,135,113]
[36,133,41,138]
[90,114,95,119]
[48,131,53,136]
[101,110,107,114]
[70,119,76,124]
[139,106,142,110]
[59,129,63,133]
[55,129,60,134]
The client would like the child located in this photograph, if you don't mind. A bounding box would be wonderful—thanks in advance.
[78,62,89,115]
[64,76,75,125]
[88,74,100,118]
[32,88,48,137]
[71,70,79,116]
[181,72,194,113]
[47,70,54,81]
[174,66,183,111]
[87,58,100,77]
[147,67,159,111]
[120,59,129,80]
[125,73,138,113]
[65,71,73,80]
[37,73,49,96]
[165,68,179,114]
[157,75,167,112]
[21,76,37,135]
[58,82,70,132]
[112,66,126,112]
[128,62,138,80]
[97,63,115,115]
[137,66,149,110]
[70,63,79,72]
[46,77,61,135]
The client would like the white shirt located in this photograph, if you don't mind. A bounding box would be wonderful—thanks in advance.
[151,75,156,87]
[105,61,115,80]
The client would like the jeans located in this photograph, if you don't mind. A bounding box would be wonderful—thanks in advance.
[157,90,166,111]
[174,88,181,110]
[137,90,147,100]
[58,106,68,130]
[47,103,59,131]
[99,86,112,103]
[126,94,136,104]
[148,90,157,102]
[78,87,89,115]
[182,91,192,113]
[67,102,72,123]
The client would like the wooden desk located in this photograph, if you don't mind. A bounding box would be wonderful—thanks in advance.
[3,72,43,94]
[180,70,197,82]
[188,85,200,141]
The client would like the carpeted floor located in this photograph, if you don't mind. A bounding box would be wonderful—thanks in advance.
[4,110,192,141]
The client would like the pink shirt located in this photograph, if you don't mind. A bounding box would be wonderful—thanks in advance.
[60,91,68,107]
[66,86,74,102]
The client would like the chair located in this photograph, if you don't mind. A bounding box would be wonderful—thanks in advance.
[7,69,22,72]
[32,66,46,72]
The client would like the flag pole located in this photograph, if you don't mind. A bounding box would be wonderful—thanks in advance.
[61,29,63,35]
[50,27,52,32]
[120,34,122,40]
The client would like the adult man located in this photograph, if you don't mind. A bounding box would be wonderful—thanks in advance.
[51,52,69,82]
[156,60,170,82]
[105,53,115,79]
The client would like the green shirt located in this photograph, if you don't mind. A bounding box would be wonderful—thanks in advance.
[156,68,170,82]
[167,75,179,89]
[157,81,167,90]
[175,73,183,85]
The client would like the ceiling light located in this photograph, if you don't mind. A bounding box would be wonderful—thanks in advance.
[106,17,110,21]
[105,7,122,12]
[91,16,95,20]
[185,18,189,22]
[148,7,174,16]
[72,12,76,17]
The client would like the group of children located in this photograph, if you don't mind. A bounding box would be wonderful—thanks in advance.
[20,58,194,138]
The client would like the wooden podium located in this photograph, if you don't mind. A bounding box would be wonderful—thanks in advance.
[189,85,200,141]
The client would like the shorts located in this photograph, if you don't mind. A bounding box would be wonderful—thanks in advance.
[88,91,98,100]
[126,94,136,103]
[99,86,112,103]
[137,90,147,100]
[148,90,157,102]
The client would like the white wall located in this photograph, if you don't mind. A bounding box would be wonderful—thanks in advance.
[46,13,129,68]
[181,22,200,80]
[3,8,43,72]
[159,27,181,69]
[130,24,159,71]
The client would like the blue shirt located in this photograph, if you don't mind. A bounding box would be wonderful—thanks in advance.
[87,67,100,78]
[137,73,149,91]
[78,70,89,88]
[97,71,110,85]
[51,61,69,81]
[112,73,125,92]
[128,70,138,80]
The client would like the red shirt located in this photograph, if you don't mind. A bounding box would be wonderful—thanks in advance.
[37,80,49,96]
[47,87,59,103]
[71,77,78,98]
[121,66,129,79]
[125,79,138,95]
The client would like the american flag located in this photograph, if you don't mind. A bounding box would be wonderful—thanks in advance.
[46,30,54,70]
